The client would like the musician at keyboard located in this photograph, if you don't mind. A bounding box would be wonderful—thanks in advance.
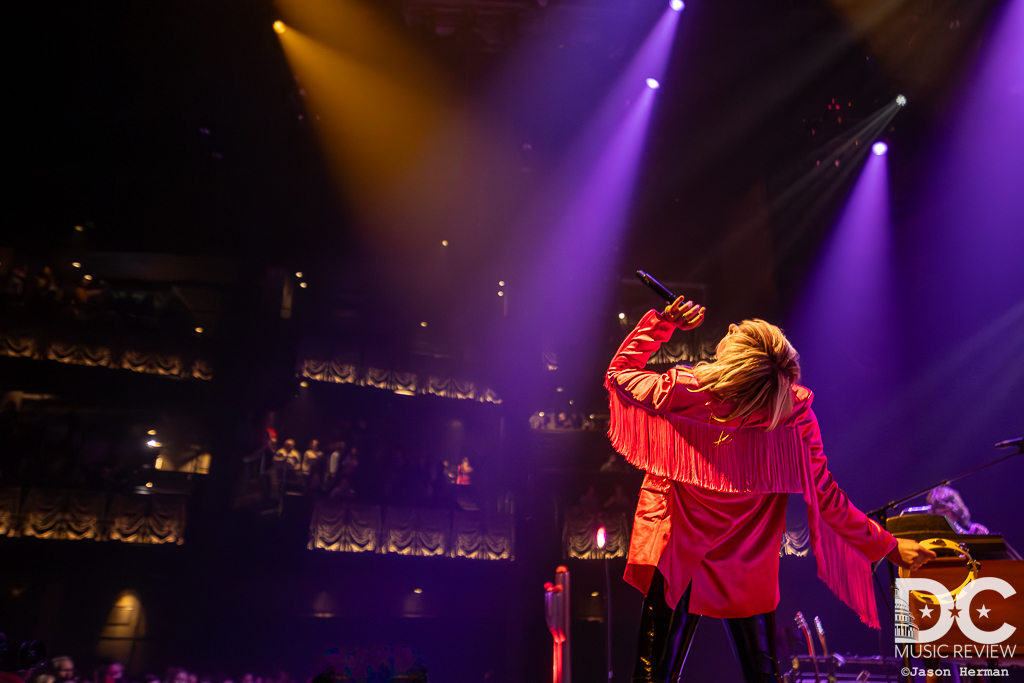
[902,485,990,535]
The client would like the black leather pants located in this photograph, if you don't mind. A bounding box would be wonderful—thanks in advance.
[632,570,782,683]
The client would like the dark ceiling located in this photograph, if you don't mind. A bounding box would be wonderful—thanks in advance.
[8,0,995,309]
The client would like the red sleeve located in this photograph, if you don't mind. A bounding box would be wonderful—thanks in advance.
[606,310,708,415]
[795,403,897,562]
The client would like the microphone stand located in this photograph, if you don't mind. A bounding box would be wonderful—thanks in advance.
[866,440,1022,522]
[864,439,1021,683]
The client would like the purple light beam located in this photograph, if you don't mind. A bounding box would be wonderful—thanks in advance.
[789,152,897,448]
[521,6,683,345]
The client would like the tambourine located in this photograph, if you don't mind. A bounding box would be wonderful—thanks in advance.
[898,537,981,604]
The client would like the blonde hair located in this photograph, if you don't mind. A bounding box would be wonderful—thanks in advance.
[691,319,801,431]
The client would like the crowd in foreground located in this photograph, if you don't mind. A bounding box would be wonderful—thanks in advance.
[19,658,304,683]
[7,652,427,683]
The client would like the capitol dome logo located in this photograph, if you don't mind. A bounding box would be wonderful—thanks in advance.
[894,596,919,643]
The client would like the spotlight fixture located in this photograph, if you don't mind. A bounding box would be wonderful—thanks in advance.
[618,312,626,320]
[72,262,81,268]
[498,291,504,297]
[195,327,203,334]
[498,280,505,286]
[148,430,157,435]
[420,321,428,327]
[591,591,600,597]
[74,225,84,232]
[872,141,888,156]
[645,78,661,90]
[670,0,685,10]
[300,381,308,388]
[441,240,449,246]
[299,282,307,289]
[896,94,907,107]
[147,440,162,448]
[596,526,607,549]
[295,271,303,278]
[413,588,423,594]
[273,20,286,34]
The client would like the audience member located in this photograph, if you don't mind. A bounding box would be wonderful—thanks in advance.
[324,441,346,490]
[301,439,322,491]
[442,460,457,485]
[52,658,77,683]
[456,457,473,486]
[97,663,124,683]
[275,440,301,472]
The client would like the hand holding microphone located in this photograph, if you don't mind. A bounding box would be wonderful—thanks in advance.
[663,296,705,330]
[635,270,705,330]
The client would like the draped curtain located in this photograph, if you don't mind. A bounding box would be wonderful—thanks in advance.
[780,523,811,556]
[562,509,630,560]
[0,335,38,358]
[298,359,501,404]
[0,486,187,544]
[308,502,381,553]
[0,486,22,536]
[20,489,107,540]
[47,341,112,367]
[0,333,212,380]
[308,501,513,561]
[453,510,514,561]
[385,507,449,556]
[107,495,188,544]
[646,336,717,366]
[121,349,183,376]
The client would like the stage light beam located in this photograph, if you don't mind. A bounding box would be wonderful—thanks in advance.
[790,146,896,455]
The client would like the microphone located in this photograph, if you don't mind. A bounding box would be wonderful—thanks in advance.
[635,270,676,303]
[994,437,1022,449]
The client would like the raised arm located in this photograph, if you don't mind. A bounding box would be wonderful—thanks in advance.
[606,298,706,414]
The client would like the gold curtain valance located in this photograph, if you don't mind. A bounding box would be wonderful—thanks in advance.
[0,334,212,380]
[299,359,501,404]
[562,509,630,560]
[0,486,187,545]
[309,502,513,561]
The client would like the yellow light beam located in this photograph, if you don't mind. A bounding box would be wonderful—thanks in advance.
[276,25,447,204]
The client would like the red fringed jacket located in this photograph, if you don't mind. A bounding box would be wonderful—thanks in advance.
[607,310,896,628]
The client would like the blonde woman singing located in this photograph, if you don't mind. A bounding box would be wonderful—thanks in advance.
[606,296,935,683]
